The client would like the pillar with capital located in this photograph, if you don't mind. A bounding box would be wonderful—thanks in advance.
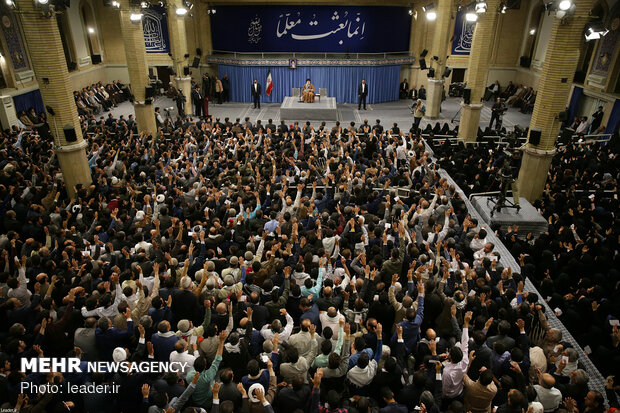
[425,0,453,119]
[118,0,157,134]
[167,0,193,116]
[517,0,594,201]
[458,0,501,142]
[16,0,91,198]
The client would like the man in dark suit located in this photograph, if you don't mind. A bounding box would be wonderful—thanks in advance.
[358,79,368,110]
[400,79,409,99]
[251,79,261,109]
[191,86,203,117]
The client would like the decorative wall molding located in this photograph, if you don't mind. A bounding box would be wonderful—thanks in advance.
[204,56,416,66]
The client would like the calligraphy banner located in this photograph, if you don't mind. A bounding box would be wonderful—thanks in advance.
[451,9,475,55]
[211,6,411,53]
[143,5,170,53]
[590,5,619,77]
[0,11,30,72]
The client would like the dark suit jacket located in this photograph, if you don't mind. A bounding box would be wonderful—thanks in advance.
[468,342,492,381]
[358,83,369,97]
[251,83,262,97]
[191,89,202,104]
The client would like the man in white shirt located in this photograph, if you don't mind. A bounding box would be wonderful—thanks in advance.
[534,373,563,412]
[169,340,199,376]
[260,310,294,342]
[442,311,472,400]
[575,117,589,135]
[319,307,344,340]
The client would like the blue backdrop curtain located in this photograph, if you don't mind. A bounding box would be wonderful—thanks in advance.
[13,89,44,115]
[217,65,400,104]
[605,99,620,134]
[566,86,583,127]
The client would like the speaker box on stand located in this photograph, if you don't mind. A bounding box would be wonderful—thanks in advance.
[63,125,77,142]
[529,128,542,145]
[183,66,190,76]
[463,88,471,104]
[192,57,200,68]
[419,58,427,70]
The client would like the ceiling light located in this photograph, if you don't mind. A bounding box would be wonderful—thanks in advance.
[558,0,571,10]
[584,21,609,41]
[129,13,143,22]
[140,1,148,8]
[37,0,49,4]
[501,4,507,13]
[112,1,119,7]
[408,9,413,15]
[176,6,187,15]
[87,27,94,33]
[426,11,437,20]
[529,28,536,35]
[422,3,434,12]
[465,12,478,21]
[475,1,487,13]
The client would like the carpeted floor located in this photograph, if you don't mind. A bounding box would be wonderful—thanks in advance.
[106,96,532,131]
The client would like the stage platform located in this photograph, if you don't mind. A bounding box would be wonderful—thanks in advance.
[470,196,549,238]
[280,96,338,121]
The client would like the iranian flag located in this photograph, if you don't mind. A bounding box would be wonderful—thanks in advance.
[266,70,273,96]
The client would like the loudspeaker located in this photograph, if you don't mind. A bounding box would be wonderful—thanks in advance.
[529,128,542,145]
[145,98,153,105]
[558,111,568,122]
[91,54,102,65]
[169,66,175,76]
[184,53,190,58]
[196,48,202,56]
[419,58,427,70]
[145,85,155,98]
[427,68,435,78]
[63,125,77,142]
[68,61,77,71]
[519,56,531,68]
[46,105,55,116]
[192,56,200,68]
[443,67,452,78]
[420,49,428,57]
[183,66,190,76]
[463,88,471,104]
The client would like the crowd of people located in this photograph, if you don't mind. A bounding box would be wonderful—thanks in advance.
[72,81,130,117]
[432,132,620,378]
[0,112,618,413]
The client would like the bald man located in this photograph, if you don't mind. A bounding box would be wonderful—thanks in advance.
[534,373,563,412]
[319,307,344,340]
[288,319,317,360]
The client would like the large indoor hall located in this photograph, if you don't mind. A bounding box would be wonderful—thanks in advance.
[0,0,618,412]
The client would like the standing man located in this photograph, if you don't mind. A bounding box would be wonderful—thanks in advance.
[489,98,505,130]
[358,79,368,110]
[251,79,261,109]
[412,99,425,134]
[192,86,203,117]
[176,88,186,119]
[589,106,604,133]
[222,75,230,103]
[400,78,409,99]
[202,73,212,100]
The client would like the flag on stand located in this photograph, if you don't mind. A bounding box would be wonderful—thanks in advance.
[266,70,273,96]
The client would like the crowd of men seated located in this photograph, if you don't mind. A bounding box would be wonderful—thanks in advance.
[487,81,538,115]
[0,115,618,413]
[431,132,620,378]
[72,81,129,117]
